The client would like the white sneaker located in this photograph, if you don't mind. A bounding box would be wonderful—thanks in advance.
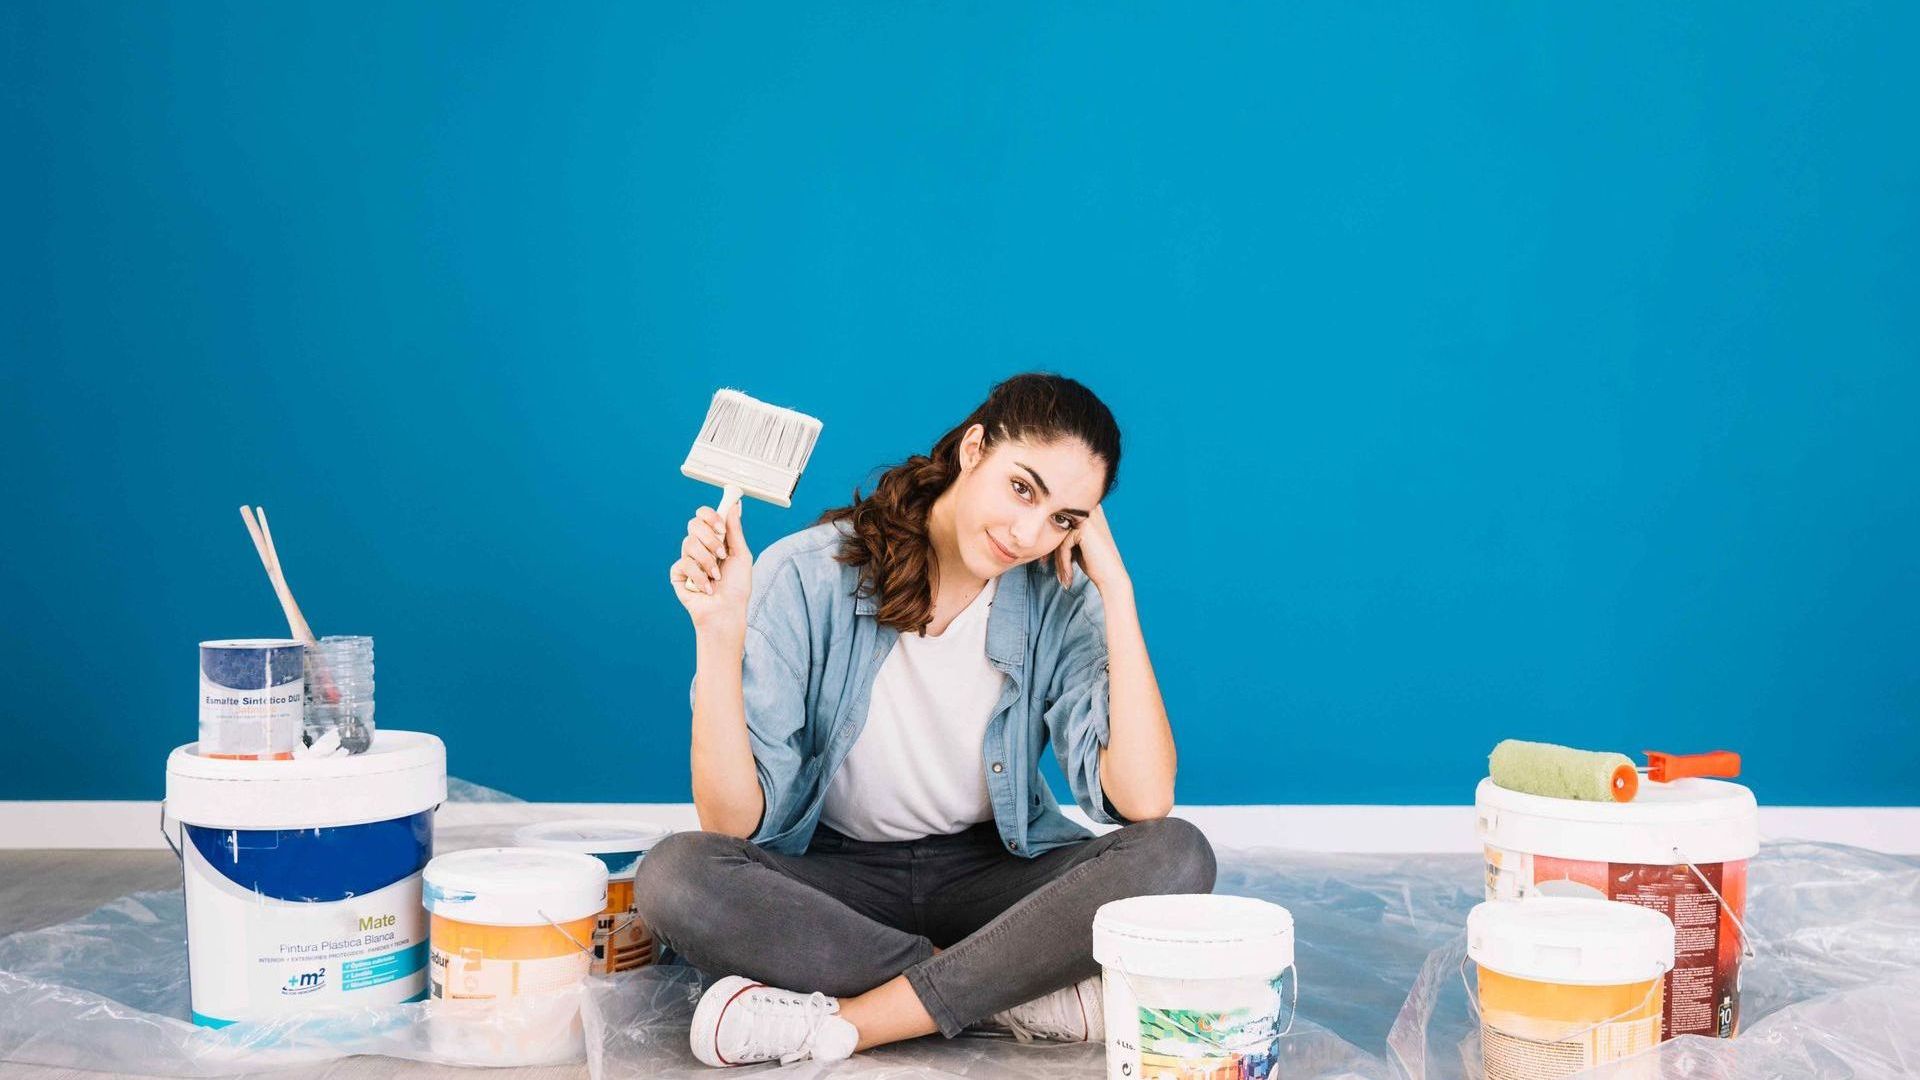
[983,974,1104,1043]
[689,974,861,1067]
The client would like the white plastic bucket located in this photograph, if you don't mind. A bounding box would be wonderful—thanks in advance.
[1092,894,1296,1080]
[513,819,673,975]
[423,847,609,1066]
[1476,776,1758,1039]
[1468,897,1676,1079]
[163,730,446,1027]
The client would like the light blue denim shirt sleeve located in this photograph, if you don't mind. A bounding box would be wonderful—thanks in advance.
[740,561,815,842]
[1038,580,1127,827]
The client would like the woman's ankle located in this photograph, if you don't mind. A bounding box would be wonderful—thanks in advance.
[838,974,939,1051]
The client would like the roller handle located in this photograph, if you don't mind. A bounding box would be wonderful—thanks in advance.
[1644,749,1742,784]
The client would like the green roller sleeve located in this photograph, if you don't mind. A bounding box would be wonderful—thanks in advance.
[1488,739,1639,802]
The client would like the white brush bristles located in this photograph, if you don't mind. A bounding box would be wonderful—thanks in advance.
[680,388,824,508]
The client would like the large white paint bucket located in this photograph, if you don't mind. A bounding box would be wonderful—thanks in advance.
[1468,897,1675,1079]
[1476,776,1757,1038]
[1092,894,1296,1080]
[163,730,446,1027]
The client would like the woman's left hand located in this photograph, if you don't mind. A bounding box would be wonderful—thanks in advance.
[1055,505,1129,593]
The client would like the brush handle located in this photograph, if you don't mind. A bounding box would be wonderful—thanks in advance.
[713,484,743,561]
[240,507,299,636]
[251,507,318,644]
[239,506,340,706]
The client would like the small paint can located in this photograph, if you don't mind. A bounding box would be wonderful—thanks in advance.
[198,639,305,760]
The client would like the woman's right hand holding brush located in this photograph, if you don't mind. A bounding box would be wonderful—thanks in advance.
[670,501,751,637]
[673,499,766,838]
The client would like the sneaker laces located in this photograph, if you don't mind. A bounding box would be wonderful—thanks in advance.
[734,987,847,1065]
[997,1009,1045,1044]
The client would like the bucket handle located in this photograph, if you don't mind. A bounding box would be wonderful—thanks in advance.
[606,909,654,941]
[1278,962,1299,1038]
[1671,845,1759,960]
[1458,948,1668,1046]
[158,801,183,862]
[537,909,598,958]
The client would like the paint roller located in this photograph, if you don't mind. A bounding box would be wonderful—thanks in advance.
[1488,739,1741,803]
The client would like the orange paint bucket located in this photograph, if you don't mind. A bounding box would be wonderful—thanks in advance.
[1468,898,1675,1079]
[422,848,608,1066]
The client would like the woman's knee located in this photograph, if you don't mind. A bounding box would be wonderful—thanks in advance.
[1123,816,1217,895]
[630,830,748,934]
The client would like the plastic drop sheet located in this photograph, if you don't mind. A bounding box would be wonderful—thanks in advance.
[4,796,1917,1079]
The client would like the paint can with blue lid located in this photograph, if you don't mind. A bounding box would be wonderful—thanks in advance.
[163,730,446,1028]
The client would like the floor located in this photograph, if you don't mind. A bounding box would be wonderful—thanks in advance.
[0,851,588,1080]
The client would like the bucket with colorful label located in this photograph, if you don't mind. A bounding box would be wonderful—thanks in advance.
[1093,894,1297,1080]
[422,847,608,1066]
[1468,897,1675,1080]
[513,819,673,975]
[1475,776,1757,1039]
[163,730,446,1027]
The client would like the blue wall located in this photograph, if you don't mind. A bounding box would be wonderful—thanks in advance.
[4,3,1915,806]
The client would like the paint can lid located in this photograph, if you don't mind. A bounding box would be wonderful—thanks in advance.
[513,819,674,879]
[1476,776,1759,865]
[165,729,446,830]
[424,847,609,926]
[1093,893,1294,979]
[1469,897,1675,986]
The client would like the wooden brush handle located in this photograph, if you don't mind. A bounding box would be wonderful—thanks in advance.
[254,507,318,644]
[240,506,339,706]
[241,507,316,644]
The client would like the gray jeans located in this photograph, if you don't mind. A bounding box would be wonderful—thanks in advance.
[631,816,1216,1037]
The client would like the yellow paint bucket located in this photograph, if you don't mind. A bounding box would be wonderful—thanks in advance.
[1467,897,1674,1079]
[422,847,608,1066]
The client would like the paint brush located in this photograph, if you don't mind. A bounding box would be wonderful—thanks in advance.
[679,388,823,559]
[238,506,339,704]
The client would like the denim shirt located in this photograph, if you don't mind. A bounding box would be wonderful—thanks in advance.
[733,520,1123,858]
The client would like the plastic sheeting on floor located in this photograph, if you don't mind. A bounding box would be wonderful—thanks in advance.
[3,791,1917,1078]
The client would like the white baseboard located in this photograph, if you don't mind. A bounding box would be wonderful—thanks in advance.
[3,800,1917,854]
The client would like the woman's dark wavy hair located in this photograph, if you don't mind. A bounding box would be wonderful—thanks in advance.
[817,373,1121,635]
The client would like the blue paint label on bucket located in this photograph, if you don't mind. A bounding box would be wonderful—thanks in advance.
[183,812,432,1025]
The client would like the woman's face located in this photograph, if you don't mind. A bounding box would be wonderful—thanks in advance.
[947,425,1107,581]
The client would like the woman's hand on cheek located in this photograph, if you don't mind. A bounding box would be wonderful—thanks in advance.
[1057,505,1126,592]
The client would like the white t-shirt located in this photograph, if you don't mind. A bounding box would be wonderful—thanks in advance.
[819,576,1005,842]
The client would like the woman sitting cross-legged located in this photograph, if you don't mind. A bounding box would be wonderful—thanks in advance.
[636,373,1216,1067]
